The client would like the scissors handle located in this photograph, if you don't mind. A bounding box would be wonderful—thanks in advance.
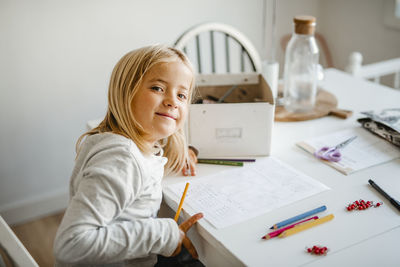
[314,135,357,162]
[314,146,342,162]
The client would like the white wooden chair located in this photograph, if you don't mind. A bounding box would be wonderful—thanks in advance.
[345,52,400,89]
[0,216,38,266]
[174,22,262,74]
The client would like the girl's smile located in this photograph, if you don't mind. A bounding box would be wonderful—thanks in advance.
[155,112,177,120]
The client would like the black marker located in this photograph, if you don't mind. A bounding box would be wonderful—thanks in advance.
[368,179,400,213]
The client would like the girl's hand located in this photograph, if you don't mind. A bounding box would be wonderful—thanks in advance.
[182,146,198,176]
[171,213,203,259]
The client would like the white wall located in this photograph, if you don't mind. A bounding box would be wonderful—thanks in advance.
[319,0,400,69]
[0,0,266,224]
[273,0,321,71]
[1,0,399,225]
[274,0,400,73]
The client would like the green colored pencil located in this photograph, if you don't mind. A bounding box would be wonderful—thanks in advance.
[197,159,243,166]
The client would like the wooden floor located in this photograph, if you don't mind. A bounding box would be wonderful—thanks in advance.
[10,211,65,267]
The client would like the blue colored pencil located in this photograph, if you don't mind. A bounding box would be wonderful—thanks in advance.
[270,205,327,229]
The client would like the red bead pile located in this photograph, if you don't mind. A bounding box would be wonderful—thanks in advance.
[346,199,382,211]
[306,245,328,255]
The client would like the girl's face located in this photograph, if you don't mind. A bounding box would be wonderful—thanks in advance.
[131,60,192,145]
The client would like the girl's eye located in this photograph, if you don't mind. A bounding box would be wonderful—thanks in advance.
[178,93,187,100]
[151,86,163,92]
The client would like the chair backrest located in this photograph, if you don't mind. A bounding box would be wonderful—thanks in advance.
[345,52,400,89]
[280,32,334,69]
[174,22,262,74]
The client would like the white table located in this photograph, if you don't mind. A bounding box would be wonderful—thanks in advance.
[161,69,400,267]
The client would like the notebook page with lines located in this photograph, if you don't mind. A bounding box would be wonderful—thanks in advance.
[165,157,329,229]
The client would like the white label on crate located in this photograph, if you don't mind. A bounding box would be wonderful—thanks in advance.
[215,127,242,142]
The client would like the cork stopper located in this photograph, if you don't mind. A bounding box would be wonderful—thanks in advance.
[293,15,316,35]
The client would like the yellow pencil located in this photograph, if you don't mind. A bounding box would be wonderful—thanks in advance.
[174,182,190,222]
[278,214,334,238]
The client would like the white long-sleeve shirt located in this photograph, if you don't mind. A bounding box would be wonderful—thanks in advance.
[54,133,180,266]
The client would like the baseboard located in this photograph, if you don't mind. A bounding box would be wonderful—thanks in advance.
[0,189,69,226]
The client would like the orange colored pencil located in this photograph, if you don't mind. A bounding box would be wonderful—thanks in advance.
[278,214,334,238]
[174,182,190,222]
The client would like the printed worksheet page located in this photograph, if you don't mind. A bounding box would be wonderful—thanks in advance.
[297,127,400,175]
[166,157,329,229]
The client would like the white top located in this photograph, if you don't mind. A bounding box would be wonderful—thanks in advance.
[54,133,180,266]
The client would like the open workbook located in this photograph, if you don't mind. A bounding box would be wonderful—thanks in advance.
[165,157,329,229]
[297,127,400,175]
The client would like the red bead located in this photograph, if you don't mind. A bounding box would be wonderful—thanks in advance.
[307,245,328,255]
[347,199,385,210]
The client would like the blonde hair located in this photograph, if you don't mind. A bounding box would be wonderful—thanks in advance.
[77,44,195,175]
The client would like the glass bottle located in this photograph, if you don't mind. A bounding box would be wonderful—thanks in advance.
[283,15,319,113]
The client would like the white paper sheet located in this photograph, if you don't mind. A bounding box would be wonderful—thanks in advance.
[297,127,400,175]
[166,157,329,229]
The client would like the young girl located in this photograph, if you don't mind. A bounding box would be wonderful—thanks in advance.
[54,45,203,266]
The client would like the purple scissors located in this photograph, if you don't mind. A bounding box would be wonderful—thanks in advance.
[314,136,357,162]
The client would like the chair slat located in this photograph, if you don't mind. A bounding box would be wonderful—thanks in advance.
[240,46,245,72]
[196,35,202,73]
[247,51,257,72]
[210,31,215,73]
[225,34,230,73]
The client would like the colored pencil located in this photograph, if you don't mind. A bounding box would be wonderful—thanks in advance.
[270,205,327,229]
[174,182,190,222]
[197,159,244,166]
[278,214,334,238]
[198,158,256,162]
[262,216,318,240]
